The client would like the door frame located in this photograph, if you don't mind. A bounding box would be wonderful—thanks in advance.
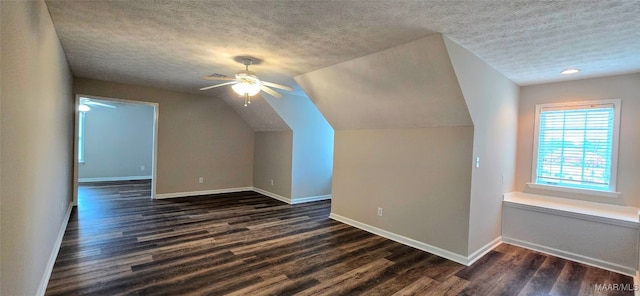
[73,94,159,205]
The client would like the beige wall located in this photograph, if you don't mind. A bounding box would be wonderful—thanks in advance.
[295,33,475,256]
[0,0,3,288]
[253,131,293,198]
[1,1,74,295]
[516,73,640,207]
[444,37,520,254]
[332,128,473,255]
[74,78,255,194]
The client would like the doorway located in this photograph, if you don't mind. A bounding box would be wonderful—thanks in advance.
[72,94,159,205]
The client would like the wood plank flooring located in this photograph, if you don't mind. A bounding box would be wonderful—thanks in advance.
[46,180,634,295]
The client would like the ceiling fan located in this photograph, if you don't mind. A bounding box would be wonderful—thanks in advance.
[79,97,116,112]
[200,58,293,106]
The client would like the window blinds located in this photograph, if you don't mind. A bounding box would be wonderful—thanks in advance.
[535,104,614,191]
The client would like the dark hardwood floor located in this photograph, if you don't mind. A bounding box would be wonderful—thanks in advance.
[46,180,634,295]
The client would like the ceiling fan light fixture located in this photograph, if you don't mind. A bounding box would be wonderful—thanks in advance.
[232,81,261,96]
[79,104,91,112]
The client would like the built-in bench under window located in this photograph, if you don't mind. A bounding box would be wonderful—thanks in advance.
[502,192,639,276]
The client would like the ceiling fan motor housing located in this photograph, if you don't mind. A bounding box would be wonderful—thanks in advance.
[235,70,259,82]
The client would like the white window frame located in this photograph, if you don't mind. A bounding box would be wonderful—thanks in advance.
[528,99,621,198]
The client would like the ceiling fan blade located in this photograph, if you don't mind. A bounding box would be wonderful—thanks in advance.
[86,101,116,108]
[261,81,293,92]
[200,76,236,81]
[260,85,282,98]
[200,81,237,91]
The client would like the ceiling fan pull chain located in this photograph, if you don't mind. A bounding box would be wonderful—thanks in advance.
[244,93,249,107]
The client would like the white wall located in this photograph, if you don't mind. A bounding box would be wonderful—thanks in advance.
[1,1,74,294]
[74,78,255,195]
[79,101,154,180]
[444,37,520,255]
[516,73,640,207]
[262,93,334,200]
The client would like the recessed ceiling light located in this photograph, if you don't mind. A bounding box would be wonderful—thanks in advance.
[561,68,580,75]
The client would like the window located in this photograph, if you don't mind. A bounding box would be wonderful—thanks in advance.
[531,99,621,196]
[78,111,86,163]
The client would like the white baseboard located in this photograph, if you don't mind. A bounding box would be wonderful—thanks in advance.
[635,272,640,296]
[252,188,331,205]
[37,202,73,296]
[78,175,152,183]
[153,187,328,204]
[503,236,636,276]
[252,187,291,204]
[329,212,469,265]
[467,236,502,266]
[154,187,253,199]
[291,194,331,204]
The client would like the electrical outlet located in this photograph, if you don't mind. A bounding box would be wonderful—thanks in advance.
[377,207,383,216]
[198,177,204,184]
[270,179,274,186]
[140,165,145,171]
[475,157,480,168]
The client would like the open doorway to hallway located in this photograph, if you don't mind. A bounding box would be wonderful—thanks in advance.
[74,95,158,206]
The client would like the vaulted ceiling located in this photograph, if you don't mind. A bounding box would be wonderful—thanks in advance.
[46,0,640,129]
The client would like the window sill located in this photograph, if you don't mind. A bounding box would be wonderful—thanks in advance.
[526,183,621,198]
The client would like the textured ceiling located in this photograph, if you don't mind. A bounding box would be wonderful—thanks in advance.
[45,0,438,96]
[46,0,640,89]
[45,0,640,132]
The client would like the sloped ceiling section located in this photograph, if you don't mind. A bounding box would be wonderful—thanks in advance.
[294,34,472,130]
[215,87,290,132]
